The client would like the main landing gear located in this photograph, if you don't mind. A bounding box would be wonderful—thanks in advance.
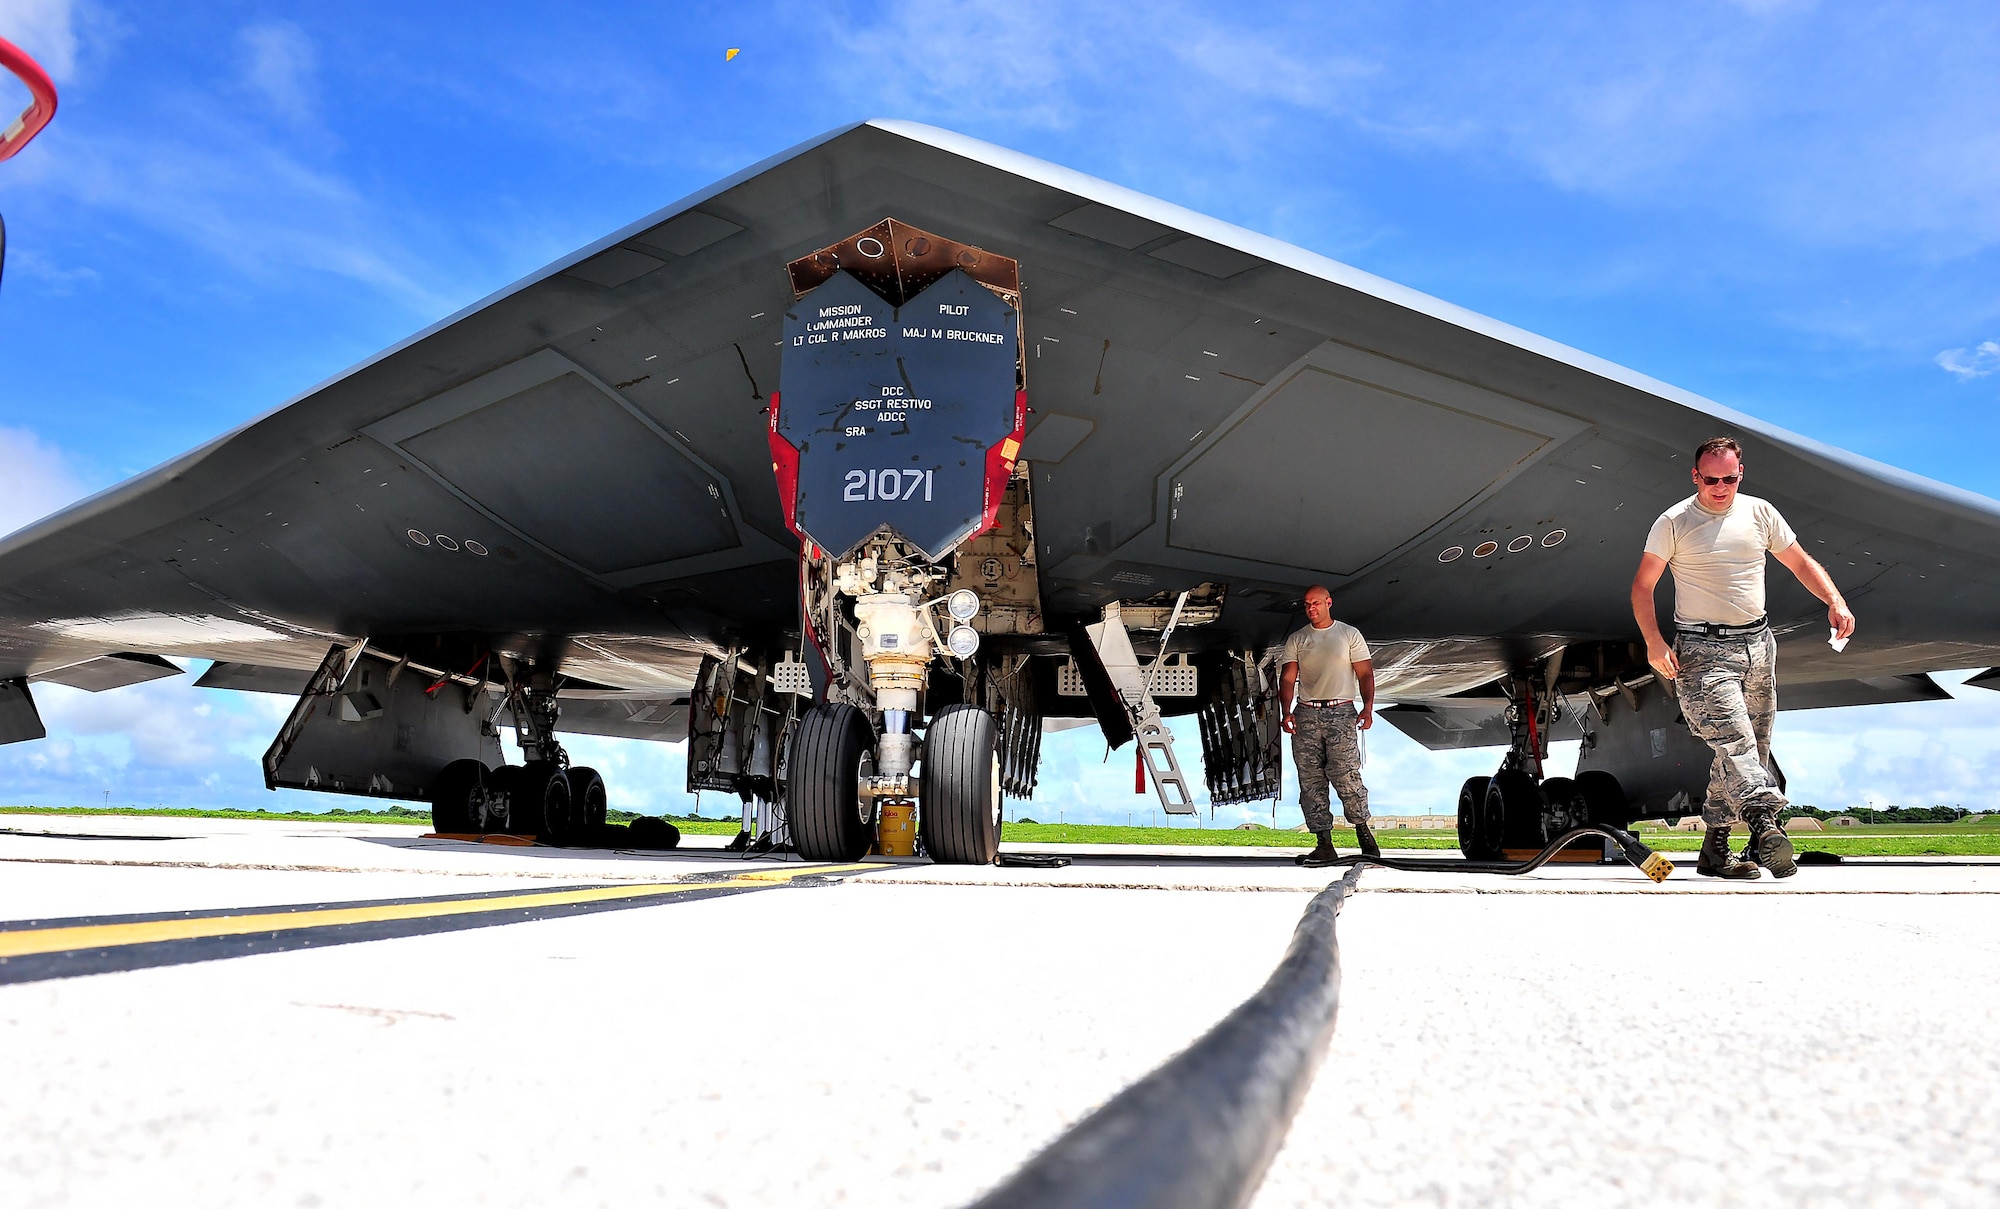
[1456,664,1628,862]
[427,682,611,845]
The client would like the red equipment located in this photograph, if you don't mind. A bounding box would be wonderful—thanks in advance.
[0,35,57,162]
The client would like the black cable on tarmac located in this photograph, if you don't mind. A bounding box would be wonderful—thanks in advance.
[1333,825,1675,882]
[967,864,1367,1209]
[965,827,1672,1207]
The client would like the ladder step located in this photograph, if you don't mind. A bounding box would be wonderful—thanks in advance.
[1139,726,1194,812]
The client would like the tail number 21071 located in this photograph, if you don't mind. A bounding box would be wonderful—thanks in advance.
[844,468,934,502]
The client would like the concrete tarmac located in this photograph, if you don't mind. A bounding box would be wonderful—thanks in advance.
[0,817,1995,1207]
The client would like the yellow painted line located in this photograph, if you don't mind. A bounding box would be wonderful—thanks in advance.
[0,863,882,960]
[738,863,876,883]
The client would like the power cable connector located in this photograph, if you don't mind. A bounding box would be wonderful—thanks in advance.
[1607,828,1674,882]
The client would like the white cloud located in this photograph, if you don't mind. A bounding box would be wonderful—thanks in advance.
[238,20,316,124]
[1936,340,2000,379]
[3,245,98,293]
[1723,0,1820,13]
[803,2,2000,266]
[1163,18,1378,117]
[33,107,449,311]
[0,425,87,538]
[1761,670,2000,811]
[0,0,78,80]
[815,0,1105,131]
[0,14,454,318]
[0,672,304,808]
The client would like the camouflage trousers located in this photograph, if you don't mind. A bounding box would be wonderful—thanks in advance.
[1292,702,1370,832]
[1674,627,1788,829]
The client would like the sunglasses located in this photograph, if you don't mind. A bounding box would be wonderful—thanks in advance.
[1699,474,1742,486]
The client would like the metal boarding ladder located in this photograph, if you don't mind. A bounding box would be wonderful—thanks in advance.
[1086,599,1195,814]
[1133,704,1194,814]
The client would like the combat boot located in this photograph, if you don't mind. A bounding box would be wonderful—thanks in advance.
[1696,826,1761,879]
[1355,823,1382,860]
[1746,815,1797,879]
[1296,832,1341,867]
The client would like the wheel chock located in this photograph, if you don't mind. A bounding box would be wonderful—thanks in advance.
[419,832,538,847]
[996,853,1070,869]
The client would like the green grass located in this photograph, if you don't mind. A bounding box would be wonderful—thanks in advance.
[999,820,2000,857]
[0,804,749,834]
[1001,822,1413,848]
[7,806,1997,856]
[671,819,749,835]
[1639,832,2000,856]
[0,804,436,826]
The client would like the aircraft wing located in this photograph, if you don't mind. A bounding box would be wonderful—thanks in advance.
[4,119,1999,761]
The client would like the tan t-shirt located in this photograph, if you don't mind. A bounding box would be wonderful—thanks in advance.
[1644,493,1798,626]
[1282,620,1371,701]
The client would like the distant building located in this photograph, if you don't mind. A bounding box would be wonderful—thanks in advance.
[1291,815,1456,832]
[1783,817,1825,831]
[1368,815,1458,830]
[1828,814,1863,827]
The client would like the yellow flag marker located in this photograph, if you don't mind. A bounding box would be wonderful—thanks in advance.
[725,48,741,61]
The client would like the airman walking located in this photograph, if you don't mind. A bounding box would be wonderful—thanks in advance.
[1631,437,1857,878]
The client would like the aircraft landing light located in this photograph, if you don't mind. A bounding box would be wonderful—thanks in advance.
[0,865,882,985]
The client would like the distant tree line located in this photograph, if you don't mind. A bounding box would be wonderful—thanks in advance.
[1781,805,1970,824]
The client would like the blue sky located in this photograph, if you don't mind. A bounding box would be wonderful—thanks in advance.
[2,0,1998,823]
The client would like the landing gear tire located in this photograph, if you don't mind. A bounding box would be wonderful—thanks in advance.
[513,762,575,842]
[920,705,1003,866]
[1487,769,1546,851]
[567,766,608,836]
[486,765,522,832]
[429,759,488,833]
[1573,770,1627,828]
[787,703,875,862]
[1457,775,1499,860]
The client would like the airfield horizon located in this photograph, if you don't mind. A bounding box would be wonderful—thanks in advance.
[5,806,1999,857]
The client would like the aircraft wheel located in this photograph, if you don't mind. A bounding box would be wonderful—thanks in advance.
[1540,775,1580,834]
[567,766,608,834]
[1487,769,1546,850]
[513,762,575,842]
[1574,770,1627,827]
[485,765,522,832]
[1456,775,1498,860]
[920,705,1002,865]
[429,759,487,833]
[787,703,875,861]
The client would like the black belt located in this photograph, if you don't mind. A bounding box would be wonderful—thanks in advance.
[1677,616,1768,638]
[1298,699,1352,708]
